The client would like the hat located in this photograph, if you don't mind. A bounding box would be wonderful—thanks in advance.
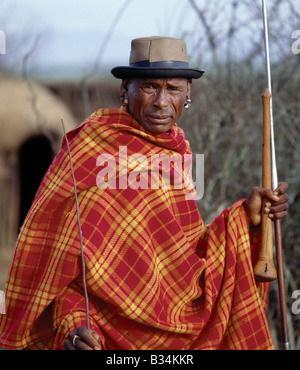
[111,36,204,80]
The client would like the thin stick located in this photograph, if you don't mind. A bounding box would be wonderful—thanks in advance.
[61,118,90,330]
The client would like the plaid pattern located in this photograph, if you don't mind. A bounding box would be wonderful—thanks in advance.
[0,107,274,350]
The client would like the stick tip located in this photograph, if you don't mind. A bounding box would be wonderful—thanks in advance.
[60,117,67,134]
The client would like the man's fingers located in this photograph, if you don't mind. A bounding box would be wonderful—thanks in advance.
[274,182,289,195]
[269,210,289,220]
[245,183,289,226]
[91,331,102,345]
[266,202,289,218]
[63,330,77,350]
[260,188,280,202]
[77,326,101,350]
[261,185,289,206]
[63,338,76,350]
[262,182,289,220]
[64,326,101,350]
[72,334,93,350]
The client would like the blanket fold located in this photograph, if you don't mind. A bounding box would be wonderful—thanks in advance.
[0,108,273,350]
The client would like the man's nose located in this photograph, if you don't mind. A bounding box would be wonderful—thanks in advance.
[153,89,168,109]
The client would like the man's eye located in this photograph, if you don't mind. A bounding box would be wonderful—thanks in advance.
[143,85,155,92]
[168,85,181,92]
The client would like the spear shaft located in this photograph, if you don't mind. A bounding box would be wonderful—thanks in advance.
[262,0,277,190]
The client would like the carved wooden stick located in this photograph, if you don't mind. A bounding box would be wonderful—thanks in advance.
[253,88,277,282]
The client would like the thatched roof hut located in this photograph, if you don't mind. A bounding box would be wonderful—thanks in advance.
[0,75,76,288]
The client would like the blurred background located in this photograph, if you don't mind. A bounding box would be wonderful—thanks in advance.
[0,0,299,349]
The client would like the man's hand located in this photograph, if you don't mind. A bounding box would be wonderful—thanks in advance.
[244,182,289,227]
[63,326,101,350]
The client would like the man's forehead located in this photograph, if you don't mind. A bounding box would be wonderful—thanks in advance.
[132,78,189,86]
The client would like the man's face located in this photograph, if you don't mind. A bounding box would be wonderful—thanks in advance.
[121,78,192,134]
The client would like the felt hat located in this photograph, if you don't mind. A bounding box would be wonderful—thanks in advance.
[111,36,204,79]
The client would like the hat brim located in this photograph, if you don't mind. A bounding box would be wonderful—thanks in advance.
[111,66,205,80]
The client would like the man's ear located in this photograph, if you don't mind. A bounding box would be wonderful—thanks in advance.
[120,79,130,95]
[187,79,192,99]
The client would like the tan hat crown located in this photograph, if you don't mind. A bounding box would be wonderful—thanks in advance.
[111,36,204,79]
[129,36,189,65]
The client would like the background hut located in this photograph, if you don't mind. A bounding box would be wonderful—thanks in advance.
[0,75,76,289]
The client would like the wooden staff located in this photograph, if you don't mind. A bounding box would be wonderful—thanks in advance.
[253,88,277,282]
[253,89,289,350]
[253,0,289,350]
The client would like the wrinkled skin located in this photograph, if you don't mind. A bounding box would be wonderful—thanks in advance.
[64,77,289,349]
[121,77,192,134]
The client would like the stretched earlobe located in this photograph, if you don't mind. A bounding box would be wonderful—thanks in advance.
[184,98,192,110]
[120,93,129,105]
[120,80,130,105]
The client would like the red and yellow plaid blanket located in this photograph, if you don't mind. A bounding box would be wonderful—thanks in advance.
[0,107,274,350]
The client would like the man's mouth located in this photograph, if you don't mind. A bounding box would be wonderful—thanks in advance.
[146,115,172,124]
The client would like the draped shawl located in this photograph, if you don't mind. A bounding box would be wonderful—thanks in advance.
[0,107,274,350]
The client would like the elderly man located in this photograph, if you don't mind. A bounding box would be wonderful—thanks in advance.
[0,37,288,350]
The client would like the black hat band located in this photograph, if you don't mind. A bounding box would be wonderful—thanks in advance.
[130,60,189,68]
